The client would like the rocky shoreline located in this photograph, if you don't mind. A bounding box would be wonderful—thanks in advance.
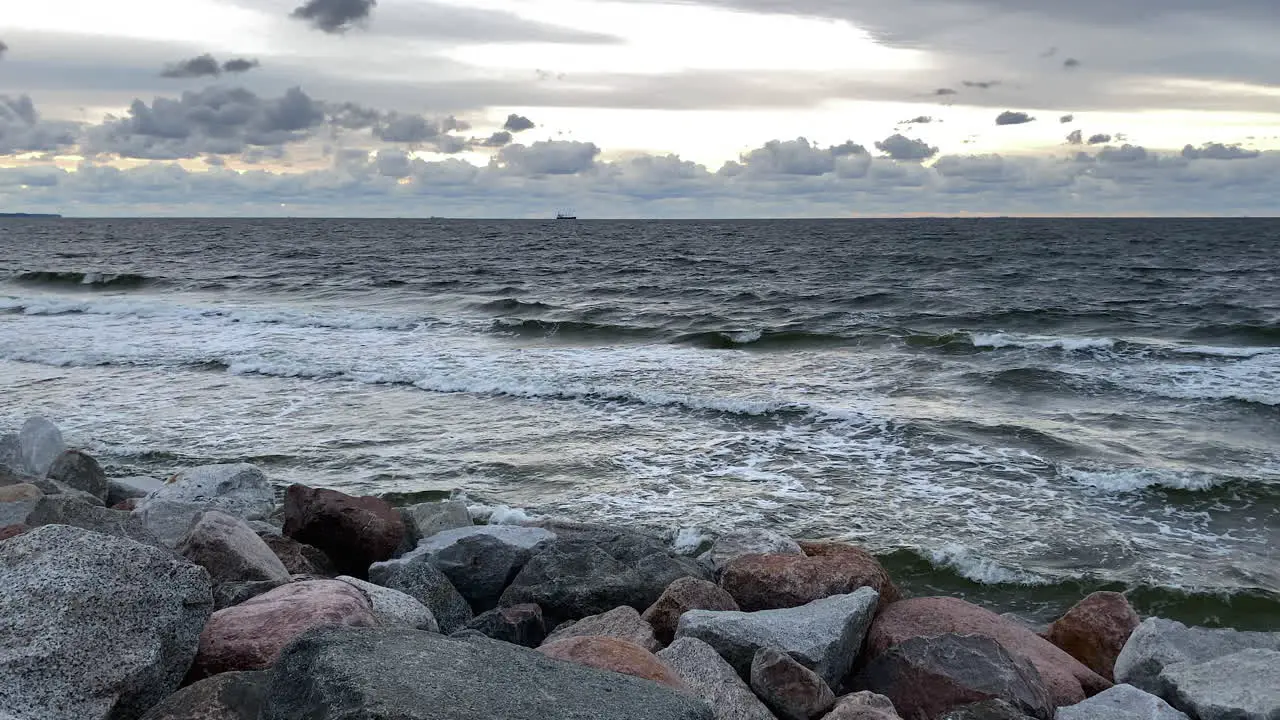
[1,416,1277,720]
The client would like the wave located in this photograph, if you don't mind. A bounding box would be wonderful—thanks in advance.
[1063,465,1279,496]
[970,332,1117,352]
[474,298,559,314]
[670,328,846,350]
[490,317,654,341]
[1185,322,1280,346]
[10,270,154,289]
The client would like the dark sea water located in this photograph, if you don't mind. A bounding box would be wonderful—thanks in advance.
[2,217,1278,628]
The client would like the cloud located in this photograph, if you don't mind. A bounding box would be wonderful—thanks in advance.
[1060,114,1075,124]
[496,140,600,175]
[372,113,440,143]
[995,111,1035,126]
[1063,58,1082,69]
[502,114,536,133]
[729,138,867,176]
[1088,133,1113,145]
[1066,130,1083,145]
[963,80,1000,90]
[1181,142,1261,160]
[291,0,377,33]
[0,95,78,154]
[222,58,260,74]
[480,131,513,147]
[901,116,934,124]
[1097,144,1149,162]
[874,133,938,161]
[160,54,222,79]
[933,88,957,96]
[0,39,8,60]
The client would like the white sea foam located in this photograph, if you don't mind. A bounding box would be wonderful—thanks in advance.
[1065,466,1231,492]
[928,544,1052,585]
[468,503,536,525]
[970,332,1117,352]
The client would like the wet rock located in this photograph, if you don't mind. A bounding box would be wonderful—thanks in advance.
[1047,592,1140,681]
[178,510,291,584]
[190,579,375,679]
[1056,684,1189,720]
[0,524,213,720]
[537,636,686,689]
[722,542,899,612]
[336,575,439,631]
[107,475,165,506]
[45,449,108,501]
[391,525,555,611]
[466,604,546,647]
[367,551,473,633]
[543,605,662,651]
[855,633,1054,720]
[707,528,804,573]
[398,499,472,549]
[0,483,43,526]
[24,495,167,548]
[676,587,879,687]
[133,464,276,547]
[281,484,403,577]
[865,597,1109,706]
[658,637,776,720]
[260,533,335,576]
[751,646,837,720]
[1113,617,1280,698]
[826,691,903,720]
[643,576,740,646]
[213,579,293,611]
[1159,648,1280,720]
[259,625,713,720]
[138,670,270,720]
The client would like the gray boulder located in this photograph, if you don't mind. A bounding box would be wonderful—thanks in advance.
[750,645,836,720]
[399,499,472,547]
[214,579,294,611]
[0,525,213,720]
[138,670,270,720]
[367,553,472,633]
[676,587,879,687]
[337,575,439,631]
[706,528,804,573]
[0,483,43,526]
[1056,684,1189,720]
[466,604,547,647]
[657,637,775,720]
[542,605,662,652]
[1159,649,1280,720]
[943,700,1035,720]
[828,692,904,720]
[1,417,66,476]
[386,525,554,612]
[107,476,165,506]
[23,495,167,548]
[1114,617,1280,698]
[46,450,108,501]
[260,625,714,720]
[133,464,275,547]
[178,511,291,584]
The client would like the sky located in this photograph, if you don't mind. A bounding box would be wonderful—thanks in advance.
[2,0,1279,217]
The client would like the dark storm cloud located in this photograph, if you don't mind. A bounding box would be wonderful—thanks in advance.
[160,54,222,79]
[481,131,513,147]
[1182,142,1260,160]
[502,114,535,133]
[291,0,377,33]
[995,111,1035,126]
[1060,114,1075,124]
[1066,129,1083,145]
[1088,133,1113,145]
[963,80,1000,90]
[874,134,938,161]
[222,58,260,74]
[0,95,79,154]
[1063,58,1081,69]
[498,140,599,175]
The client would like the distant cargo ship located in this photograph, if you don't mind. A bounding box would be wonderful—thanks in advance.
[0,213,62,218]
[555,211,577,220]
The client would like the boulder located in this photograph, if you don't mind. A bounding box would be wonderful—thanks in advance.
[213,579,294,611]
[658,637,776,720]
[543,605,662,652]
[855,633,1054,720]
[281,484,403,577]
[23,495,166,548]
[0,483,43,526]
[1113,617,1280,698]
[138,670,270,720]
[751,645,837,720]
[939,700,1035,720]
[392,525,556,611]
[259,533,335,576]
[45,449,108,501]
[107,476,165,506]
[178,511,291,585]
[1056,684,1189,720]
[190,579,376,679]
[643,576,741,645]
[466,604,546,647]
[336,575,439,631]
[707,528,804,573]
[1046,592,1140,682]
[133,464,276,547]
[722,542,899,612]
[1159,648,1280,720]
[0,524,28,541]
[676,587,880,687]
[261,626,713,719]
[825,692,903,720]
[367,552,473,633]
[1,417,66,476]
[865,597,1109,706]
[398,499,472,547]
[0,525,213,720]
[537,636,686,689]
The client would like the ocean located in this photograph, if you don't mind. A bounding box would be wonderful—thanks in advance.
[2,217,1277,628]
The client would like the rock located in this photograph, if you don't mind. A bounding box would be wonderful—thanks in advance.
[0,524,213,720]
[1113,617,1280,698]
[658,637,776,720]
[133,464,276,547]
[281,484,403,577]
[676,587,880,687]
[23,495,167,548]
[450,629,488,640]
[537,636,686,689]
[107,475,166,506]
[826,692,903,720]
[45,449,108,501]
[939,700,1035,720]
[855,633,1054,720]
[751,645,837,720]
[500,536,710,626]
[466,604,546,647]
[722,542,900,612]
[1056,684,1190,720]
[261,626,713,720]
[399,525,555,611]
[399,499,472,546]
[865,597,1109,706]
[1,417,66,476]
[1047,592,1140,682]
[336,575,439,631]
[113,498,140,511]
[0,483,43,526]
[178,510,292,585]
[31,476,106,505]
[213,579,294,611]
[367,552,473,633]
[259,533,335,576]
[1159,648,1280,720]
[707,528,804,572]
[190,579,376,679]
[543,605,662,652]
[643,576,741,645]
[138,670,270,720]
[246,520,281,536]
[0,523,29,541]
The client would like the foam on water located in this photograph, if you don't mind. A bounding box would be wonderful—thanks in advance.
[928,543,1053,585]
[970,333,1119,352]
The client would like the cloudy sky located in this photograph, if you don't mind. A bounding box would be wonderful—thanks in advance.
[2,0,1279,216]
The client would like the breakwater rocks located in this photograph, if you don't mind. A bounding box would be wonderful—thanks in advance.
[1,417,1278,720]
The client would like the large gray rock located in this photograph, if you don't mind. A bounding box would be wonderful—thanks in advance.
[751,645,836,720]
[542,605,661,652]
[675,587,879,687]
[46,450,108,501]
[1114,617,1280,698]
[399,499,472,546]
[1159,649,1280,720]
[260,626,714,720]
[1,417,66,476]
[367,553,473,633]
[828,692,904,720]
[466,604,546,647]
[1056,684,1189,720]
[138,670,270,720]
[942,700,1034,720]
[213,579,294,611]
[706,528,804,573]
[23,495,167,548]
[337,575,439,631]
[133,464,275,547]
[0,483,43,526]
[107,476,165,506]
[0,524,214,720]
[178,511,291,584]
[658,637,776,720]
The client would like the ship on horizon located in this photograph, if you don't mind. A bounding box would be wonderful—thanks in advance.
[555,210,577,220]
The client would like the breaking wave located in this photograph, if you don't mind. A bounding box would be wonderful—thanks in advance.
[10,270,154,289]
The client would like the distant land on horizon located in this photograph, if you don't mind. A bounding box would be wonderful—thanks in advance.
[0,213,63,219]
